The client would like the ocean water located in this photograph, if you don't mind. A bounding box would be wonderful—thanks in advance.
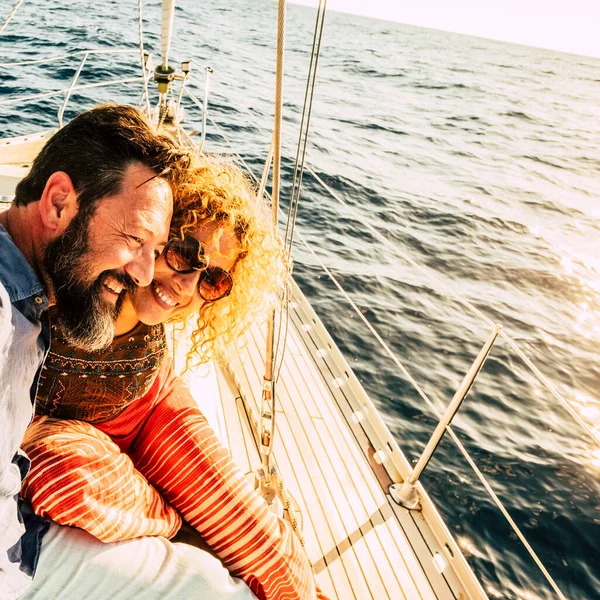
[2,0,600,598]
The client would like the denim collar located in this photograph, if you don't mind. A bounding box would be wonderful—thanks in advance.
[0,223,47,306]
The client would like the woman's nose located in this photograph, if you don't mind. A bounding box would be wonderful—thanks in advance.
[173,270,199,296]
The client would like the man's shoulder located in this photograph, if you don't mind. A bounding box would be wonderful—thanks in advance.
[0,281,14,358]
[0,225,45,303]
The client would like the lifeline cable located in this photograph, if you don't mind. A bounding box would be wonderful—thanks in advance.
[0,0,24,35]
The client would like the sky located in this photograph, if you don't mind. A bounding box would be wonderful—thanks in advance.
[290,0,600,59]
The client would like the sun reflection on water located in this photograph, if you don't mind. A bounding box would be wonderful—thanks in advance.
[516,591,544,600]
[486,585,503,598]
[559,244,600,301]
[458,535,484,559]
[569,391,600,467]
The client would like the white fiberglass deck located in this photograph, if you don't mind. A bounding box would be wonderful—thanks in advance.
[176,281,486,600]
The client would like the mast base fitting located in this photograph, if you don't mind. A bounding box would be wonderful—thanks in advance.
[154,64,176,94]
[254,467,284,517]
[389,481,421,510]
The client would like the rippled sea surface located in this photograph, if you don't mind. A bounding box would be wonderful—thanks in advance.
[2,1,600,597]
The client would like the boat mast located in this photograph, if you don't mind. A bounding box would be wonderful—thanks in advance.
[154,0,176,119]
[258,0,287,505]
[150,0,192,133]
[160,0,175,70]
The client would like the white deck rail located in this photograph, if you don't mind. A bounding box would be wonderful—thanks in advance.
[0,49,145,126]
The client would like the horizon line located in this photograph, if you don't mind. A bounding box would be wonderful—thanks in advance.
[288,1,600,61]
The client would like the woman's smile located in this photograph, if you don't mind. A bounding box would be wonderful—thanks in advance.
[127,224,239,327]
[151,280,182,309]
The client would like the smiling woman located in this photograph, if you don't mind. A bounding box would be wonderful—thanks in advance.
[111,153,286,361]
[20,154,324,600]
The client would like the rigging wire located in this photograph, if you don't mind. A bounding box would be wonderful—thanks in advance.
[275,0,326,383]
[0,77,144,107]
[298,231,568,600]
[283,0,327,262]
[0,49,139,69]
[0,0,23,35]
[137,0,151,116]
[197,121,293,384]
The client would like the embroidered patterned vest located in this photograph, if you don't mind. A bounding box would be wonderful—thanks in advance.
[36,307,167,424]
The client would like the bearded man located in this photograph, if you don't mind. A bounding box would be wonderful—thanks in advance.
[0,105,256,600]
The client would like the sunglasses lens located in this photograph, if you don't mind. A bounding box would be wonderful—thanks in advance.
[165,238,207,272]
[199,268,233,301]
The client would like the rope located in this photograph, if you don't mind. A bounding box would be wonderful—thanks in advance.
[258,0,287,485]
[274,284,291,382]
[200,112,293,381]
[0,0,23,35]
[224,354,305,547]
[284,1,320,250]
[57,52,90,128]
[157,101,169,131]
[275,0,327,389]
[202,111,260,181]
[298,231,568,600]
[137,0,151,115]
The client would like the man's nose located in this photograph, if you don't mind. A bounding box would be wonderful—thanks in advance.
[125,248,155,287]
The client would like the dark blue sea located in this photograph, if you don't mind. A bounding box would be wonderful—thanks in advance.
[2,0,600,598]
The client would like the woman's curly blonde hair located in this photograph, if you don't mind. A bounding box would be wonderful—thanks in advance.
[169,153,288,365]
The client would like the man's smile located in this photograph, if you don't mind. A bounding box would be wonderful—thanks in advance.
[103,277,126,301]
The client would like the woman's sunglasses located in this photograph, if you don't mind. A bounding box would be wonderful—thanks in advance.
[163,236,234,302]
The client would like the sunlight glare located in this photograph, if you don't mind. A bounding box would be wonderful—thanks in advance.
[487,586,503,599]
[457,536,483,558]
[560,255,574,275]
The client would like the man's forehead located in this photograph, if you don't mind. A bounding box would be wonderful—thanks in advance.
[129,208,171,236]
[124,163,171,194]
[114,166,172,237]
[123,163,168,188]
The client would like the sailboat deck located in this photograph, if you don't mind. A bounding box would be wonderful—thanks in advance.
[178,281,473,600]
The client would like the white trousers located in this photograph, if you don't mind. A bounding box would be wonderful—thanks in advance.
[20,523,258,600]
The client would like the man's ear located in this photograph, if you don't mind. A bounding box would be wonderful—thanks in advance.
[39,172,79,236]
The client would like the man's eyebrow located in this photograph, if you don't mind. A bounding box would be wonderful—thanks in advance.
[139,226,156,239]
[132,223,165,240]
[129,217,169,241]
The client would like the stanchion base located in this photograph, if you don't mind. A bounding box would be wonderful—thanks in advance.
[389,481,421,511]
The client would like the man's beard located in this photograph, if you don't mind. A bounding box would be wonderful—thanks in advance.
[43,212,136,351]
